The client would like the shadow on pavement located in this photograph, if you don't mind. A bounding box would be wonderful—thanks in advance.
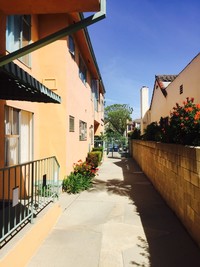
[93,156,200,267]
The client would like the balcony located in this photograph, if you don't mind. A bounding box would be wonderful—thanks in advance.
[0,156,60,246]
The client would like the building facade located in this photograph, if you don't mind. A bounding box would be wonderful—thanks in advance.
[0,12,105,178]
[141,53,200,129]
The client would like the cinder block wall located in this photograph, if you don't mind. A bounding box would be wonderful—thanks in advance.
[132,140,200,246]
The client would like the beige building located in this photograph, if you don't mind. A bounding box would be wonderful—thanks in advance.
[141,53,200,131]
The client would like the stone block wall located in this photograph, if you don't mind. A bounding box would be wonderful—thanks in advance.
[132,140,200,246]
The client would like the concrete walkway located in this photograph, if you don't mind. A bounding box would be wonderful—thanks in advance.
[27,153,200,267]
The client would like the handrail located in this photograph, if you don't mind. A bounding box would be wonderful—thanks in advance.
[0,156,60,171]
[0,156,60,245]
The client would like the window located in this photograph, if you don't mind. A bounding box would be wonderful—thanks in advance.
[68,35,75,57]
[101,99,104,113]
[79,55,87,84]
[79,120,87,141]
[6,15,31,66]
[5,106,33,166]
[89,125,94,145]
[91,79,99,111]
[69,116,75,132]
[5,107,20,166]
[180,84,183,94]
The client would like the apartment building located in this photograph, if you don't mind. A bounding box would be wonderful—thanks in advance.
[0,0,106,247]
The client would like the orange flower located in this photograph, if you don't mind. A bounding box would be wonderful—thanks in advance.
[194,112,200,121]
[184,107,193,112]
[196,104,200,109]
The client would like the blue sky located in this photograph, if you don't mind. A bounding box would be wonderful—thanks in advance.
[87,0,200,119]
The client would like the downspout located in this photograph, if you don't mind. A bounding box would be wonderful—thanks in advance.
[0,0,106,67]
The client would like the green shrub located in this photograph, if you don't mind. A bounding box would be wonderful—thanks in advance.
[87,152,100,168]
[92,147,103,161]
[168,98,200,145]
[73,160,96,178]
[142,98,200,146]
[130,128,141,139]
[92,146,103,152]
[62,173,92,194]
[142,122,162,141]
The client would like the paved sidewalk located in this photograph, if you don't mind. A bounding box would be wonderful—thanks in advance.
[27,154,200,267]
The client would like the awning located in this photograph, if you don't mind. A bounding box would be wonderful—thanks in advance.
[0,62,61,103]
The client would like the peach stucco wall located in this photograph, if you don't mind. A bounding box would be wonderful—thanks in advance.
[35,14,97,177]
[0,13,104,179]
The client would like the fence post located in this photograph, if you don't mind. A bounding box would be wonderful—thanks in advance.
[31,161,34,224]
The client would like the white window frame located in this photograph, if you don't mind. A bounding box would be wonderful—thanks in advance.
[6,15,31,66]
[4,106,33,166]
[79,120,87,141]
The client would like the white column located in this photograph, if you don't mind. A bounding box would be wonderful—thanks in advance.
[140,86,149,134]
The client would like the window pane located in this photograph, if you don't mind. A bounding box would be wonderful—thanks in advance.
[5,137,19,166]
[69,36,75,56]
[5,106,11,135]
[6,15,21,52]
[21,15,31,65]
[69,116,75,132]
[79,120,87,141]
[12,109,19,135]
[79,56,87,83]
[20,110,33,163]
[5,107,20,166]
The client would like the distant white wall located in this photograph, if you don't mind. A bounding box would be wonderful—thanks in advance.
[140,86,149,134]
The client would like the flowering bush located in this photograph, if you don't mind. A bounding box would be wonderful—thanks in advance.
[169,97,200,145]
[73,160,97,178]
[87,152,100,168]
[62,159,98,194]
[140,97,200,146]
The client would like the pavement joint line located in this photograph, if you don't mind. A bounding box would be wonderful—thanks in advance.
[62,194,81,212]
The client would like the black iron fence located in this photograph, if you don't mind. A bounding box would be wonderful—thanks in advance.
[0,156,60,245]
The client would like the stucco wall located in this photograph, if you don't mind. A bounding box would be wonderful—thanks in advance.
[150,54,200,124]
[132,140,200,246]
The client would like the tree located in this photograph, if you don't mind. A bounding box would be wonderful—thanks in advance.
[105,104,133,136]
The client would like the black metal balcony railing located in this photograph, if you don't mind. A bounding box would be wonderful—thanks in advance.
[0,156,60,246]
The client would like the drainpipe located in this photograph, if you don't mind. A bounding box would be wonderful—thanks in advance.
[0,0,106,67]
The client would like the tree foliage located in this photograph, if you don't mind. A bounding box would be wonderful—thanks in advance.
[105,104,133,136]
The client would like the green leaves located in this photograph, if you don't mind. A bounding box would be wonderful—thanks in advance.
[105,104,133,136]
[169,98,200,145]
[62,173,92,194]
[62,160,98,194]
[143,98,200,146]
